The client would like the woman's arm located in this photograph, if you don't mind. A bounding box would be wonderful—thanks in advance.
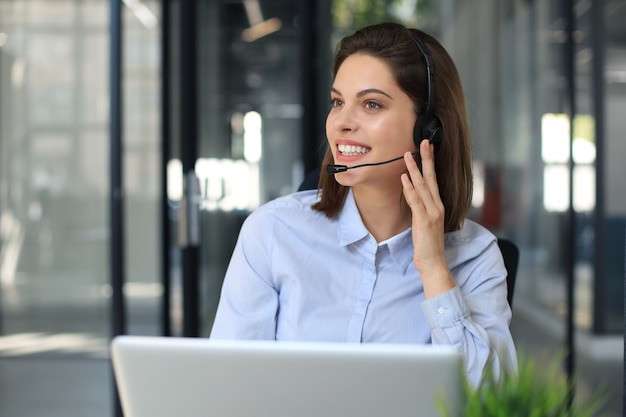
[402,140,517,386]
[210,210,278,340]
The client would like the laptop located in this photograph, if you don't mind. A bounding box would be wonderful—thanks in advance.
[110,336,464,417]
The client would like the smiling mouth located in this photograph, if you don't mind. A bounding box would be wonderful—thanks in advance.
[338,144,371,156]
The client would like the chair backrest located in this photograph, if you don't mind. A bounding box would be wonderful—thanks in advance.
[497,238,519,308]
[297,168,321,191]
[297,169,519,307]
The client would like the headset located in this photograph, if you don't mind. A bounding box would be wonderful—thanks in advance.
[409,34,444,148]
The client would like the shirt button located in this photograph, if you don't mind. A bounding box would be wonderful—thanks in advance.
[437,306,446,314]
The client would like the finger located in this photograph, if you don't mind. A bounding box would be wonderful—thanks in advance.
[403,150,433,198]
[401,172,425,213]
[403,151,422,183]
[402,152,434,211]
[419,140,441,199]
[403,147,441,217]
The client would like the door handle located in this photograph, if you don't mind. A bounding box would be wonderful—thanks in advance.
[179,170,200,247]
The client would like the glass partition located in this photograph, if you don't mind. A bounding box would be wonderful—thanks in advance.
[0,1,161,415]
[0,0,112,357]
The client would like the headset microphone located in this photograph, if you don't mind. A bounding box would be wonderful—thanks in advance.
[326,152,419,175]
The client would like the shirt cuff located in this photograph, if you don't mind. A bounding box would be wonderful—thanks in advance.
[420,286,470,330]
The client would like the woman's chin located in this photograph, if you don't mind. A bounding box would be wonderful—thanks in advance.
[333,171,359,187]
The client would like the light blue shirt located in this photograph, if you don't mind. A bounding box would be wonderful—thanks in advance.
[211,189,517,386]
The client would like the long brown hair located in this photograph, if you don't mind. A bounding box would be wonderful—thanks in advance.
[312,22,473,233]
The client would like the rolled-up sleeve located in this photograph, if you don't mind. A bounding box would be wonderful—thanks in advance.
[420,239,517,387]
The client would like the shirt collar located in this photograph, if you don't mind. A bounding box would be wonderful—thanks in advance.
[337,189,414,271]
[337,189,370,247]
[382,228,414,272]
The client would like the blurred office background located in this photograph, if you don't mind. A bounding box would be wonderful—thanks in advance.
[0,0,624,416]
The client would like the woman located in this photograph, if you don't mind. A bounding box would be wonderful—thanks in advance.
[211,22,516,386]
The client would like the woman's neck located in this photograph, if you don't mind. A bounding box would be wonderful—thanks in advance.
[352,186,412,243]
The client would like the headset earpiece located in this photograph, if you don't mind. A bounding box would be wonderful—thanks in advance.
[413,114,443,147]
[414,115,443,147]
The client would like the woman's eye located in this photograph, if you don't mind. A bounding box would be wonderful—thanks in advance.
[330,98,343,107]
[365,101,381,110]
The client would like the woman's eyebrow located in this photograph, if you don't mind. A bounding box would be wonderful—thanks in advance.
[357,88,393,99]
[330,87,393,100]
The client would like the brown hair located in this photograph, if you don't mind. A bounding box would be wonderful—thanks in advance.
[312,22,473,233]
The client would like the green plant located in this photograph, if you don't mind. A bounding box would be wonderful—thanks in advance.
[438,352,607,417]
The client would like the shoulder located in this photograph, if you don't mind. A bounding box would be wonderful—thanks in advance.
[242,190,324,229]
[445,219,496,246]
[236,190,331,255]
[252,190,320,216]
[444,219,500,268]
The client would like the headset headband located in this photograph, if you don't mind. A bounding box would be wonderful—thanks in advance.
[410,34,435,123]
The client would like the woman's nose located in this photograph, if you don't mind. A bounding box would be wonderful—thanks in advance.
[332,105,357,132]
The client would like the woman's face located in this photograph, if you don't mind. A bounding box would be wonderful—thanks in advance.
[326,53,418,187]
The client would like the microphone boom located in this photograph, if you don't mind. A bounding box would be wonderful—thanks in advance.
[326,152,418,175]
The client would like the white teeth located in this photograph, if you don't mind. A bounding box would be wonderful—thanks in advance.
[338,144,370,156]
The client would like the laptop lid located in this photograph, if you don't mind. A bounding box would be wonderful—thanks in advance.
[111,336,463,417]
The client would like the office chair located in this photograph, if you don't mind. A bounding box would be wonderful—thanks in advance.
[496,238,518,308]
[297,169,520,307]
